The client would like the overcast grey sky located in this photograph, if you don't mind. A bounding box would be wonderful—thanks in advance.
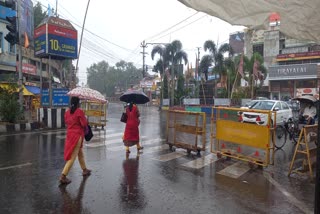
[37,0,244,86]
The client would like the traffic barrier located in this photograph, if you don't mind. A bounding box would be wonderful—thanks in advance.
[288,124,317,180]
[210,107,276,167]
[166,110,206,155]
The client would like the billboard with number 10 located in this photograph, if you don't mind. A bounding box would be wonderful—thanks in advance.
[34,17,77,59]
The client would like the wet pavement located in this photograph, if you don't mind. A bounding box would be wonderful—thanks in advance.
[0,103,315,214]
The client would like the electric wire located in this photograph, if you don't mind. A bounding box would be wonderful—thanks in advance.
[144,11,199,42]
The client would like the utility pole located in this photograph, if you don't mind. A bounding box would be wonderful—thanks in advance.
[17,0,23,109]
[75,0,91,86]
[140,40,147,78]
[196,47,201,97]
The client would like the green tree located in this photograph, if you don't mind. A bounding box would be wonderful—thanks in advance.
[202,40,233,97]
[33,2,47,27]
[243,53,267,98]
[199,55,213,81]
[163,74,169,99]
[0,84,22,123]
[87,60,142,97]
[175,74,185,104]
[151,40,188,105]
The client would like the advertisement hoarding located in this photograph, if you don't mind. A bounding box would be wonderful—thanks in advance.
[34,17,77,59]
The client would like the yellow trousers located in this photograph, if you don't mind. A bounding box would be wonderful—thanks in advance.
[62,137,87,176]
[125,142,142,151]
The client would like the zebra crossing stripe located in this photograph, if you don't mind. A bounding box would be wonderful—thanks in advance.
[85,142,106,148]
[56,135,66,140]
[92,129,115,134]
[152,151,186,162]
[107,138,165,152]
[104,132,123,138]
[142,144,169,154]
[217,162,251,179]
[105,136,147,145]
[41,130,67,135]
[181,154,218,169]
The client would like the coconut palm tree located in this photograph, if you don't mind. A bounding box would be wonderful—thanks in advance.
[203,40,233,75]
[151,40,188,106]
[199,55,213,81]
[243,53,267,98]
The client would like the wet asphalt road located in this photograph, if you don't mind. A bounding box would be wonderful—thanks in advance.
[0,103,315,214]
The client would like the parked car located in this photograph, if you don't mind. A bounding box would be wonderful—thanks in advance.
[241,100,259,109]
[240,100,293,125]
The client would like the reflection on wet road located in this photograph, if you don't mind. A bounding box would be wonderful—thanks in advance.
[0,103,314,213]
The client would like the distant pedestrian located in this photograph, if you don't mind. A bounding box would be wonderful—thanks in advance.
[123,102,143,154]
[59,97,91,185]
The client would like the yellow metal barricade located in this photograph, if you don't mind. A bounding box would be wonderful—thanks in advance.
[82,101,108,129]
[211,107,276,167]
[288,125,317,180]
[166,110,206,155]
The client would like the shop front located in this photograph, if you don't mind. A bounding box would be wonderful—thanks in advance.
[269,63,319,100]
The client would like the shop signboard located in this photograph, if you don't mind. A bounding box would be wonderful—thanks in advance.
[16,62,37,75]
[277,51,320,61]
[268,64,318,80]
[34,17,78,59]
[41,89,49,107]
[52,88,69,106]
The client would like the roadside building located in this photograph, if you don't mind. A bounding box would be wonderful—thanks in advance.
[242,13,320,100]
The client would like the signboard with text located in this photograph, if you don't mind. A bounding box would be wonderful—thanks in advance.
[34,17,77,59]
[41,89,49,107]
[268,64,318,80]
[16,62,37,75]
[52,88,69,107]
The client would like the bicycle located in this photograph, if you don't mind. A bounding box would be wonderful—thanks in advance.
[273,118,299,149]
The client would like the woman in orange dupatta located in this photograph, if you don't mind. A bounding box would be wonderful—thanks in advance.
[59,97,91,185]
[123,102,143,154]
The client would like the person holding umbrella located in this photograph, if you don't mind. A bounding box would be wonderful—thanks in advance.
[120,90,150,154]
[60,97,92,185]
[123,102,143,154]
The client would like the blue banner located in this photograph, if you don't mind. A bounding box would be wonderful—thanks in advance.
[41,89,49,107]
[47,34,77,58]
[34,33,46,57]
[52,88,69,107]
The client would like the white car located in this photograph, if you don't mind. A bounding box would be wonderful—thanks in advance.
[240,100,293,125]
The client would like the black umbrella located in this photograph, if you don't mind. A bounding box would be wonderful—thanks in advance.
[119,90,150,104]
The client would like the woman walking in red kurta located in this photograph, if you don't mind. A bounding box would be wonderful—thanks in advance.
[60,97,91,185]
[123,102,143,154]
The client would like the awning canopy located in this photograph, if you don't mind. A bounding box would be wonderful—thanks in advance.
[177,0,320,42]
[0,83,34,96]
[25,85,40,95]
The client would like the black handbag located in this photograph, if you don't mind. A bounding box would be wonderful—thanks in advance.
[120,112,128,123]
[85,125,93,141]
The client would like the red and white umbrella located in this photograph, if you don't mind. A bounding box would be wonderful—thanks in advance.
[67,87,107,103]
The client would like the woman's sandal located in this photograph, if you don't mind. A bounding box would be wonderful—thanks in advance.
[59,175,71,185]
[82,169,92,176]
